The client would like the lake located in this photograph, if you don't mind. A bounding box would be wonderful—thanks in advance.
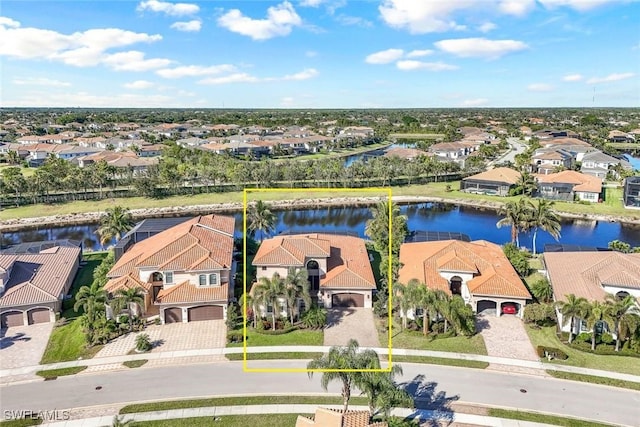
[2,203,639,253]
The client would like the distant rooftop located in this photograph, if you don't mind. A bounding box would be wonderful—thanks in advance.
[278,230,359,238]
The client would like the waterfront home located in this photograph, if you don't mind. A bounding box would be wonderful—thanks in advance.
[543,251,640,335]
[623,176,640,208]
[580,150,631,179]
[104,215,236,323]
[252,233,376,315]
[0,240,81,328]
[460,167,521,196]
[535,170,602,202]
[398,240,531,317]
[531,148,574,175]
[296,407,387,427]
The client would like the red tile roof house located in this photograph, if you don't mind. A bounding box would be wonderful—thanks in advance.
[252,233,376,315]
[398,240,531,317]
[535,170,602,203]
[544,251,640,336]
[0,243,81,328]
[460,167,521,196]
[104,215,236,324]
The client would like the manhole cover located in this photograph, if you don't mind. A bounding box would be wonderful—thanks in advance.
[95,386,102,391]
[520,388,527,393]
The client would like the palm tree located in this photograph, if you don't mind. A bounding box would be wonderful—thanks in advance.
[496,198,533,247]
[394,282,413,331]
[307,339,380,412]
[531,278,554,303]
[241,292,258,329]
[584,300,606,350]
[558,294,588,343]
[253,273,285,331]
[283,267,311,324]
[364,201,408,256]
[355,364,412,419]
[74,281,108,344]
[415,284,438,336]
[442,295,475,336]
[112,287,146,332]
[605,294,639,352]
[96,206,135,248]
[514,172,537,196]
[528,199,561,255]
[247,200,276,242]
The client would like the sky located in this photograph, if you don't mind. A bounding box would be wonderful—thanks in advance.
[0,0,639,109]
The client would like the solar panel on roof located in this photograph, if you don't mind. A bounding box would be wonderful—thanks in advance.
[2,239,81,254]
[405,231,471,243]
[543,244,611,252]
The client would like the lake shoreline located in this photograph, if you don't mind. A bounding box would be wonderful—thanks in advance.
[2,195,640,233]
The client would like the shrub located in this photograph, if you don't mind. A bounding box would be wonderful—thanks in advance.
[600,333,614,345]
[227,330,244,344]
[576,332,592,343]
[302,306,327,329]
[502,243,530,276]
[536,345,568,360]
[431,321,444,334]
[523,303,557,326]
[135,333,152,352]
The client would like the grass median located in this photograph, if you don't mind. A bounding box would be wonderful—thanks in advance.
[128,414,304,427]
[547,370,640,391]
[225,352,323,361]
[35,366,87,379]
[488,408,617,427]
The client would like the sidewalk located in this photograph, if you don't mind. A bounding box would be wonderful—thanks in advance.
[2,346,639,385]
[40,404,563,427]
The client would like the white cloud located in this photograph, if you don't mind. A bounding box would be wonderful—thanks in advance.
[498,0,536,16]
[434,38,528,59]
[365,48,404,64]
[217,1,302,40]
[12,77,71,87]
[563,73,583,82]
[0,17,20,28]
[101,51,172,71]
[378,0,473,33]
[305,50,318,57]
[478,22,497,33]
[406,49,433,58]
[281,68,319,80]
[462,98,489,106]
[587,72,636,84]
[527,83,554,91]
[299,0,324,6]
[335,14,373,27]
[170,20,202,32]
[538,0,626,11]
[396,60,458,71]
[281,96,295,107]
[137,0,199,16]
[198,68,319,85]
[123,80,154,89]
[157,64,236,78]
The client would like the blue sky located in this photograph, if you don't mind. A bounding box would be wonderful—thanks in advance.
[1,0,638,108]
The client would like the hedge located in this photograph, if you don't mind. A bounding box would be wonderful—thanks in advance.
[536,345,569,360]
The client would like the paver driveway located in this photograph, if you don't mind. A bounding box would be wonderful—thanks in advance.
[324,308,380,348]
[0,323,54,369]
[94,320,227,358]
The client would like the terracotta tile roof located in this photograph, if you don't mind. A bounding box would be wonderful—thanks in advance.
[399,240,530,299]
[462,167,521,185]
[295,407,387,427]
[108,215,234,278]
[0,246,80,308]
[155,280,228,304]
[254,234,375,290]
[535,170,602,193]
[544,251,640,302]
[104,274,151,294]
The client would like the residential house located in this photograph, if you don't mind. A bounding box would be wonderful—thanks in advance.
[252,233,376,313]
[539,137,591,150]
[137,143,164,157]
[580,150,631,179]
[0,240,81,328]
[296,407,387,427]
[176,137,207,147]
[623,176,640,208]
[608,130,634,143]
[76,151,158,176]
[543,251,640,335]
[56,145,103,161]
[460,167,521,196]
[104,215,236,323]
[428,142,468,160]
[398,240,531,317]
[535,170,602,202]
[531,148,574,174]
[383,147,430,160]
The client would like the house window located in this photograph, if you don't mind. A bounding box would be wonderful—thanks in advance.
[266,304,273,313]
[261,266,267,271]
[199,274,207,286]
[164,272,174,284]
[209,274,217,285]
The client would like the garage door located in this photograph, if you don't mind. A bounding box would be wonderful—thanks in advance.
[1,311,24,328]
[188,305,223,322]
[477,300,497,314]
[164,307,183,324]
[332,293,364,308]
[28,308,51,324]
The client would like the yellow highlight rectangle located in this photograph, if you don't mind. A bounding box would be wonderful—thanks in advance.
[242,187,393,373]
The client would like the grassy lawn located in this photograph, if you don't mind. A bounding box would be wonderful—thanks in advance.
[225,352,323,360]
[35,366,87,379]
[4,181,639,222]
[40,253,108,364]
[273,141,392,162]
[227,328,324,347]
[524,271,546,287]
[0,164,36,178]
[392,355,489,369]
[123,359,148,368]
[547,371,640,391]
[383,318,487,355]
[130,415,304,427]
[528,256,544,271]
[0,419,43,427]
[488,408,617,427]
[526,325,640,376]
[120,396,369,414]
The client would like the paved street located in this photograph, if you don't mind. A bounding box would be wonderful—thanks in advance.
[489,137,527,166]
[1,361,638,426]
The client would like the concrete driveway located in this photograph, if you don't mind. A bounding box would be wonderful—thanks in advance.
[0,323,54,369]
[324,308,380,348]
[93,320,227,358]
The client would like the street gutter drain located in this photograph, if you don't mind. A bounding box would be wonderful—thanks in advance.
[520,389,527,393]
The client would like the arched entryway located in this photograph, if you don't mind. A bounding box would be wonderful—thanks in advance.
[450,276,462,296]
[616,291,630,300]
[307,260,320,294]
